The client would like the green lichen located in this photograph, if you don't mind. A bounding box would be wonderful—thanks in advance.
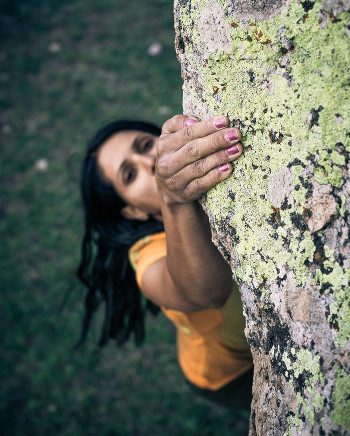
[338,194,346,217]
[329,295,350,347]
[283,349,325,430]
[283,349,324,383]
[316,246,350,347]
[178,0,350,432]
[205,176,234,222]
[180,0,349,342]
[179,5,202,51]
[286,413,303,436]
[184,4,348,288]
[331,367,350,428]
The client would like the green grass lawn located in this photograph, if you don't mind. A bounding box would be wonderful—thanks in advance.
[0,1,249,434]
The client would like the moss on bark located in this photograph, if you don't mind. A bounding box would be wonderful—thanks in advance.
[175,0,350,434]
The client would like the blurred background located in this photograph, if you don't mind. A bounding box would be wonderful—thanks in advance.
[0,0,249,434]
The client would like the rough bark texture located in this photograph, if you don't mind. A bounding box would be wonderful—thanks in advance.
[174,1,350,434]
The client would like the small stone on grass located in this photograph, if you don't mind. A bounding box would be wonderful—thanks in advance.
[49,42,62,53]
[148,42,162,56]
[35,159,49,171]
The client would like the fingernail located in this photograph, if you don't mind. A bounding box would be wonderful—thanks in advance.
[213,117,227,128]
[218,163,229,173]
[226,144,239,156]
[185,118,197,127]
[224,129,239,142]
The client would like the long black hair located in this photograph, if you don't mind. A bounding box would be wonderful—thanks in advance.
[77,120,164,347]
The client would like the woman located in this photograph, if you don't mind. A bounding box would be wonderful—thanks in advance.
[78,115,253,409]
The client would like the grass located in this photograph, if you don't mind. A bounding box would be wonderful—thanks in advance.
[0,1,249,434]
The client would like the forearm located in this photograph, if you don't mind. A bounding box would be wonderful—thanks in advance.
[152,114,243,310]
[161,199,232,308]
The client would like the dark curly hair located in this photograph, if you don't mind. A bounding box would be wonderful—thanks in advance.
[77,120,164,347]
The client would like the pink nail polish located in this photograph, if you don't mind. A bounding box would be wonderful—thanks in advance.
[185,118,197,127]
[224,130,239,141]
[213,117,227,128]
[226,144,239,155]
[218,163,229,173]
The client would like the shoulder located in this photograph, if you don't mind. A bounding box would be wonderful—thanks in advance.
[128,232,167,288]
[128,231,204,312]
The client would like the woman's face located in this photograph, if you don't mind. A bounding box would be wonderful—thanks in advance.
[97,130,162,220]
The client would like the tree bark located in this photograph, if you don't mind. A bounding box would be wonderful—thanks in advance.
[174,0,350,434]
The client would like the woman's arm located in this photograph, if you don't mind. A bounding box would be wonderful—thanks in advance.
[141,115,243,312]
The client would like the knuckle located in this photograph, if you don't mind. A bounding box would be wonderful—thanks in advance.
[161,114,184,134]
[173,114,184,123]
[213,132,224,149]
[210,169,220,184]
[193,178,204,196]
[192,158,205,176]
[157,156,171,177]
[220,149,230,161]
[186,141,200,159]
[167,175,179,191]
[156,138,165,154]
[205,170,220,191]
[184,124,194,139]
[182,186,194,202]
[157,134,175,155]
[161,119,171,134]
[185,178,203,200]
[194,176,203,189]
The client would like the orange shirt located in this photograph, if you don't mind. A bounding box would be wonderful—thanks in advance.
[129,232,253,391]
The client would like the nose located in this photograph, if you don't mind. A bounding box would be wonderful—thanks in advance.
[135,154,156,174]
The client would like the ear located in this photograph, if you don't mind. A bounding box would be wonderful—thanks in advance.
[121,205,150,221]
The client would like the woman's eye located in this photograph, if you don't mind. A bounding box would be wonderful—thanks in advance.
[142,140,153,153]
[125,167,136,184]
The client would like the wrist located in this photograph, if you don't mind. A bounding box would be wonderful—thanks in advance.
[160,199,208,231]
[156,180,191,207]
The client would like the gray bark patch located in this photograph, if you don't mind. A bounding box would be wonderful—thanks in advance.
[198,2,232,54]
[226,0,288,21]
[267,166,294,208]
[322,0,350,15]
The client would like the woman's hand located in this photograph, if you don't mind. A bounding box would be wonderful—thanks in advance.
[155,114,243,204]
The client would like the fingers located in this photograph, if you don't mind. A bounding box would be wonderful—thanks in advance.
[156,114,244,205]
[160,115,230,152]
[174,141,243,183]
[163,142,242,194]
[157,141,242,202]
[182,163,234,202]
[169,127,241,173]
[157,127,241,176]
[161,114,195,135]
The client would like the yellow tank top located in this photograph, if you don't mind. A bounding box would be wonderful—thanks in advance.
[129,232,253,390]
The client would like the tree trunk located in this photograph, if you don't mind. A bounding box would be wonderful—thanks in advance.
[174,0,350,434]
